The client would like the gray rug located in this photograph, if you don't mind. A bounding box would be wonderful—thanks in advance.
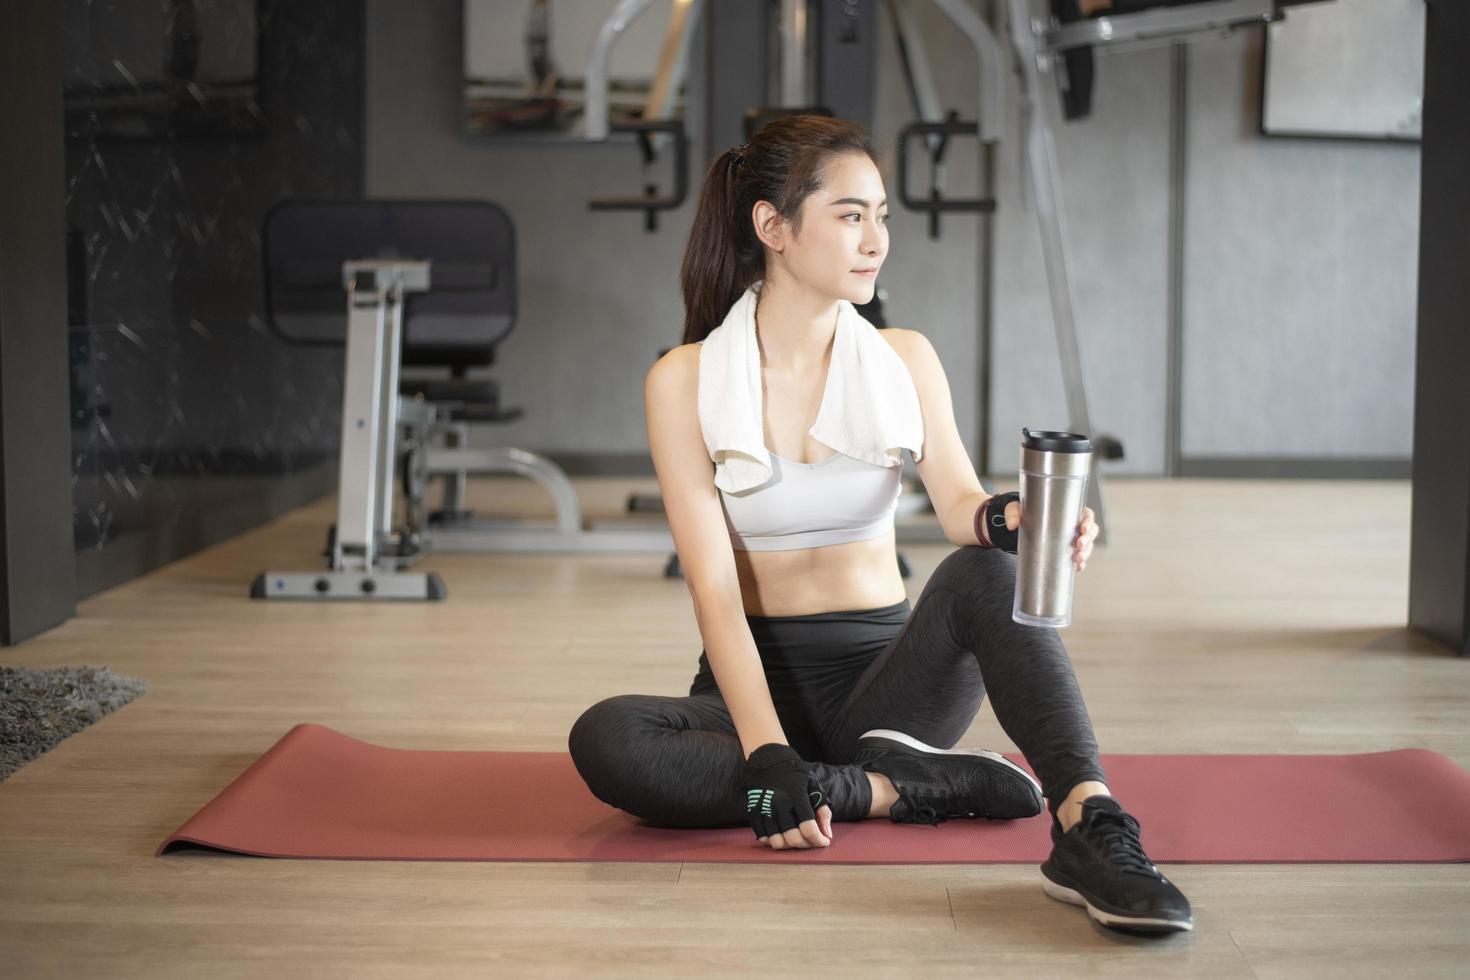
[1,666,150,782]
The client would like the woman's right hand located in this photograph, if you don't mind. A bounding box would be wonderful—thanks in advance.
[740,743,833,849]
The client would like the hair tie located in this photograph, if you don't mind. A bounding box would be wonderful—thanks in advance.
[731,143,748,168]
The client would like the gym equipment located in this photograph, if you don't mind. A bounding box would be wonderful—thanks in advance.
[889,0,1317,545]
[251,200,675,601]
[252,254,444,601]
[158,721,1470,862]
[582,0,701,230]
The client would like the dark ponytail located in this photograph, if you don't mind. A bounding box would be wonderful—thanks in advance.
[678,115,879,346]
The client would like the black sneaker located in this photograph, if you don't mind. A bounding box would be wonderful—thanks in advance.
[1040,795,1194,933]
[854,729,1044,824]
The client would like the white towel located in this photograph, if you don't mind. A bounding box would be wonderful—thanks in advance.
[697,281,925,494]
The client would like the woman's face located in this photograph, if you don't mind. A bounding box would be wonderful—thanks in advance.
[760,151,889,305]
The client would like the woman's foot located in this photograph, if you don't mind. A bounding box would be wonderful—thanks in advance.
[853,729,1044,824]
[866,770,900,818]
[1040,795,1194,933]
[1056,779,1112,832]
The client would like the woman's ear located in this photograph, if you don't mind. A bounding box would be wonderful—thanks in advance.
[752,201,787,254]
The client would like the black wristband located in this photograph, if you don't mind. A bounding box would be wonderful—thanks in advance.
[979,491,1020,553]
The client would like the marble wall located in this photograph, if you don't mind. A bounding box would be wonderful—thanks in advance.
[64,0,364,596]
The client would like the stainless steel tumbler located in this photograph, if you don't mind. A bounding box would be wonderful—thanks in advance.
[1012,428,1093,629]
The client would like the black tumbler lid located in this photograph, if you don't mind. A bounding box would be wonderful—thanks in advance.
[1022,428,1091,453]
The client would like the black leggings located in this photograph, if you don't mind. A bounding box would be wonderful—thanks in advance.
[568,545,1109,827]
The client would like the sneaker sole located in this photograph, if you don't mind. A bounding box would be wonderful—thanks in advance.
[1038,862,1194,933]
[855,729,1044,815]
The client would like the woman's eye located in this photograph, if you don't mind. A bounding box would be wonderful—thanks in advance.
[845,213,862,221]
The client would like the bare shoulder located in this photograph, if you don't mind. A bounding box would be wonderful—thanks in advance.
[876,326,920,354]
[875,327,939,376]
[653,342,701,374]
[646,342,701,396]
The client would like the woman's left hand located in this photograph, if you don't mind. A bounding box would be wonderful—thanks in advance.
[1074,507,1098,572]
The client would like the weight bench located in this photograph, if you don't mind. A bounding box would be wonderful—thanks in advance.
[251,200,673,602]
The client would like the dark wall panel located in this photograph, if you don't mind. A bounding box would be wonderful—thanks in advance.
[1,0,76,645]
[64,0,365,598]
[1408,0,1470,657]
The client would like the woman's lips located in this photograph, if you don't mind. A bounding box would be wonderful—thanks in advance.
[852,269,878,277]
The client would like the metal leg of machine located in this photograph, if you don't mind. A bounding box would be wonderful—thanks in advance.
[252,260,447,600]
[417,445,673,554]
[427,420,473,523]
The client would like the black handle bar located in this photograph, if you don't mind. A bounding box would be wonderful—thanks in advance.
[588,120,689,230]
[896,120,997,214]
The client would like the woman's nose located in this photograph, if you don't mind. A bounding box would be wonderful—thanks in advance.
[862,222,885,254]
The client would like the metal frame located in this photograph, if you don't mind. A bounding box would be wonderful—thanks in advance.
[584,0,703,141]
[926,0,1005,145]
[779,0,812,107]
[253,261,446,601]
[894,0,1112,542]
[420,445,673,554]
[890,0,1300,544]
[1044,0,1275,54]
[999,0,1110,544]
[583,1,700,228]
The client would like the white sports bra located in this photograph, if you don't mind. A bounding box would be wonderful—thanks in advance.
[718,448,903,552]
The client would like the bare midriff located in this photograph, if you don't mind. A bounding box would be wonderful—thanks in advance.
[733,329,914,617]
[733,527,907,617]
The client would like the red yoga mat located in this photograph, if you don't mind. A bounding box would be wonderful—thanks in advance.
[157,723,1470,864]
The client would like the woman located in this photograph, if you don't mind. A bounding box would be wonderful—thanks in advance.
[569,116,1191,935]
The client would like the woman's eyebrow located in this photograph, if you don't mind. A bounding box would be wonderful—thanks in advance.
[829,197,888,208]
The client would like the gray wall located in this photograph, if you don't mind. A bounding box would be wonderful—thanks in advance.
[1182,29,1419,465]
[366,1,1419,479]
[989,38,1174,476]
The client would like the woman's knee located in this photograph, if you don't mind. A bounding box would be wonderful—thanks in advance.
[928,546,1065,646]
[570,694,717,813]
[931,543,1015,593]
[567,696,647,798]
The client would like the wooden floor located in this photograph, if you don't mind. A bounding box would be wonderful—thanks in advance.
[2,475,1467,979]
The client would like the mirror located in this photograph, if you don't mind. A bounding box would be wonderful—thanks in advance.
[64,0,263,141]
[462,0,695,141]
[1262,0,1424,142]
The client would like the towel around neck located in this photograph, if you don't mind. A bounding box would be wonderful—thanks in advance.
[696,281,925,494]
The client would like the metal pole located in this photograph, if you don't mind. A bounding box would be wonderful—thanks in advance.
[1002,0,1109,542]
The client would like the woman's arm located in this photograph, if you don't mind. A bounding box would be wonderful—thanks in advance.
[645,346,788,757]
[690,594,789,756]
[882,329,1020,546]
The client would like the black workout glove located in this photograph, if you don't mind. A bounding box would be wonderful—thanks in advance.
[740,743,826,841]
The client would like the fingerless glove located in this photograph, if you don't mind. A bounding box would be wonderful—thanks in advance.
[740,743,825,840]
